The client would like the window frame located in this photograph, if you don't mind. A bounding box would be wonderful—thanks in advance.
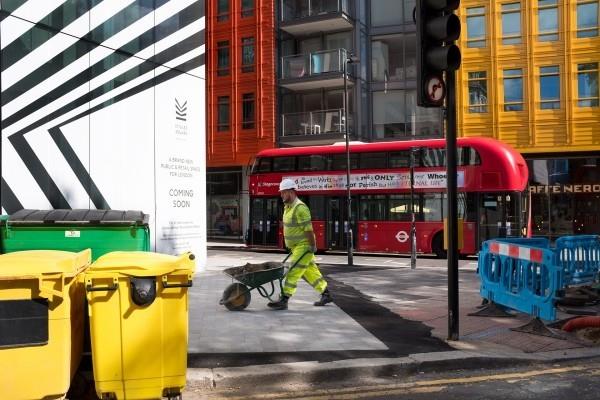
[539,65,560,109]
[467,71,488,113]
[217,96,230,132]
[501,2,522,45]
[503,68,525,111]
[241,37,255,73]
[576,0,599,38]
[217,0,229,22]
[217,40,230,77]
[577,62,599,107]
[241,0,254,18]
[241,93,255,130]
[466,6,487,48]
[538,0,559,41]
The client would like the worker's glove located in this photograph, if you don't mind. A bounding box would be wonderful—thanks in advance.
[309,245,317,254]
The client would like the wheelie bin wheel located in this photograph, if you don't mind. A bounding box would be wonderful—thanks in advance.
[221,283,251,311]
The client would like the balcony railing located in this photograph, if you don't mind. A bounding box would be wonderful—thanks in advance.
[281,0,350,22]
[282,108,353,137]
[282,48,348,80]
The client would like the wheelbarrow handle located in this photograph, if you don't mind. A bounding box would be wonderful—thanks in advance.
[284,249,312,277]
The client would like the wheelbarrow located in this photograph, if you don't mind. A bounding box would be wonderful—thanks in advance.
[219,250,310,311]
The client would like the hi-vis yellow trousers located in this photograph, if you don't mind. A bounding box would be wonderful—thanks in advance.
[283,245,327,297]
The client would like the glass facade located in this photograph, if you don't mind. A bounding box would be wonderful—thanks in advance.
[528,157,600,239]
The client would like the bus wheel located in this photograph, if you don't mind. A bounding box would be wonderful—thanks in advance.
[432,233,447,259]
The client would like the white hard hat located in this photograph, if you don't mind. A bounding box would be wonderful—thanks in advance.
[279,178,298,192]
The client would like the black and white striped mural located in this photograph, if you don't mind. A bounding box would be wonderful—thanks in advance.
[0,0,206,259]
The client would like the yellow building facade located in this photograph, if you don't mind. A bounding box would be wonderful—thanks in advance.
[457,0,599,153]
[457,0,600,238]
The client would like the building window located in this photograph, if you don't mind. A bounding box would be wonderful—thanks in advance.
[217,96,230,131]
[242,0,254,17]
[540,66,560,109]
[241,37,255,73]
[371,0,404,26]
[577,63,599,107]
[501,3,522,44]
[577,0,599,37]
[217,0,229,22]
[466,7,486,48]
[503,68,524,111]
[538,0,559,41]
[373,90,441,138]
[217,41,229,76]
[242,93,255,129]
[372,34,409,82]
[468,71,488,113]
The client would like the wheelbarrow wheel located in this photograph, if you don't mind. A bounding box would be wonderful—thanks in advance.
[222,283,251,311]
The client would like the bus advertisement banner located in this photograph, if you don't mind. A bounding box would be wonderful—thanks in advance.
[284,171,465,192]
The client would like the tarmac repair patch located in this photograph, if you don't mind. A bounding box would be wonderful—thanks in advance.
[188,266,451,368]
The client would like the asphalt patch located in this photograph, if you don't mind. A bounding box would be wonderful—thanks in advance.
[188,264,452,368]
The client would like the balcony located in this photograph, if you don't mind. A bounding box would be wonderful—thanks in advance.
[280,0,353,36]
[280,48,354,90]
[281,108,353,145]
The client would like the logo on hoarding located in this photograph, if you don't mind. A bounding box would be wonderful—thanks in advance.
[395,230,409,243]
[175,98,187,121]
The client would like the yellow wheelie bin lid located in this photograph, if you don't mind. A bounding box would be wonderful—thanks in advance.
[0,249,91,400]
[85,251,195,400]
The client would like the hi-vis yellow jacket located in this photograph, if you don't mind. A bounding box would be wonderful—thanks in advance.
[283,198,313,249]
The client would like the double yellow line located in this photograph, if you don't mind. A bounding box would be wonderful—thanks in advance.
[206,365,589,400]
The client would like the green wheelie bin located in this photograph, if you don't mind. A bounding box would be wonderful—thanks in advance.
[0,209,150,260]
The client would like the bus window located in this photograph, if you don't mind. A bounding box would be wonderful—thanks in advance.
[273,156,296,172]
[331,153,358,170]
[442,193,468,219]
[359,152,387,169]
[423,193,443,221]
[389,194,413,221]
[298,155,329,171]
[458,147,481,166]
[359,195,386,221]
[421,148,446,167]
[389,151,410,168]
[253,157,272,173]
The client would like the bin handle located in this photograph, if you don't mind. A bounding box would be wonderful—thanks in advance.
[161,275,193,288]
[86,277,118,292]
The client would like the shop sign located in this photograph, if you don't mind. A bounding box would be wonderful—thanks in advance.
[529,184,600,194]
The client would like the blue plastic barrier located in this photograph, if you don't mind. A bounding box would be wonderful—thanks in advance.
[555,235,600,285]
[478,235,600,321]
[479,238,561,321]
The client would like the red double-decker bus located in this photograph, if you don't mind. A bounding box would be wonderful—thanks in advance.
[247,137,529,257]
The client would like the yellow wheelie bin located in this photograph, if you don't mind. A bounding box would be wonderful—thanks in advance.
[85,251,196,400]
[0,249,91,400]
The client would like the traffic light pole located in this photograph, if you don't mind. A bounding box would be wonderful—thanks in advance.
[446,69,459,341]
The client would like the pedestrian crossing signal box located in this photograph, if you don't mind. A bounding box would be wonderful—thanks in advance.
[443,218,464,250]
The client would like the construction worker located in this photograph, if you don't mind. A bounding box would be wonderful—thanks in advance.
[268,178,333,310]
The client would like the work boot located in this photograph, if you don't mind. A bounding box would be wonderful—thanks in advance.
[268,295,289,310]
[314,289,333,306]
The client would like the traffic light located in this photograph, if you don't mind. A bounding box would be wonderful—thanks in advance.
[416,0,462,107]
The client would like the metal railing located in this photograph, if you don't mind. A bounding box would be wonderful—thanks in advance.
[281,0,350,22]
[282,108,353,136]
[282,48,348,80]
